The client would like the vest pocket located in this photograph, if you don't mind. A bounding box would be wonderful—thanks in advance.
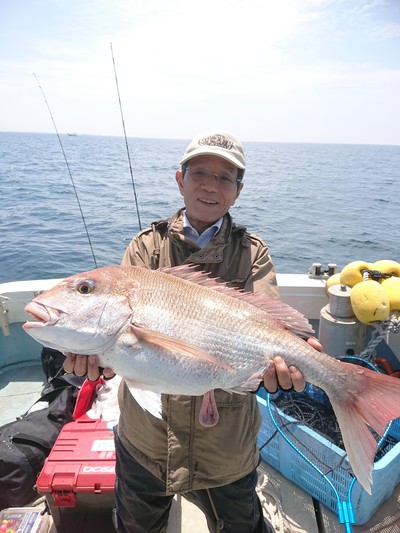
[213,389,249,407]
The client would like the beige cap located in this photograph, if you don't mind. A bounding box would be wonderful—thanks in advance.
[179,131,245,170]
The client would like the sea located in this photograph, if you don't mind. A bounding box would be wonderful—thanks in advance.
[1,131,399,284]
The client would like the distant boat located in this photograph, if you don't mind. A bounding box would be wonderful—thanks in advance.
[67,132,78,136]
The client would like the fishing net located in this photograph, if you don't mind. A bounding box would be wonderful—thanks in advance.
[269,387,397,461]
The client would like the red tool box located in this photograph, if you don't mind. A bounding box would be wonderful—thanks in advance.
[36,418,117,533]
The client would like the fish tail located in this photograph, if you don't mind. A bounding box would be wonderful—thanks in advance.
[326,364,400,495]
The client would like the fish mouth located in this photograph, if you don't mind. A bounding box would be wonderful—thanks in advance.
[23,302,61,328]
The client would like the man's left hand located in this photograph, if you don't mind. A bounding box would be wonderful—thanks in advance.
[262,337,322,393]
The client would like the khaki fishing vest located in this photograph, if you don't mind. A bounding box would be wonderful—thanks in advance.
[118,208,278,493]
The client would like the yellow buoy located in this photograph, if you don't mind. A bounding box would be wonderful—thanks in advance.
[371,260,400,278]
[340,261,371,287]
[325,272,342,296]
[350,280,390,324]
[381,276,400,312]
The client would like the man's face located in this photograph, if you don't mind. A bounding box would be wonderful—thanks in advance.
[175,155,243,234]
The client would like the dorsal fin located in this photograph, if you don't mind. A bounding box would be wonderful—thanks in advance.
[158,265,314,337]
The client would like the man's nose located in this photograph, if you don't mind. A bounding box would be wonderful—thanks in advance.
[201,173,219,189]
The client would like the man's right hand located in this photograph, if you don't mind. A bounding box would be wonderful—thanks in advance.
[63,353,115,381]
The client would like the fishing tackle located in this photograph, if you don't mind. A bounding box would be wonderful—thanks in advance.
[33,73,98,268]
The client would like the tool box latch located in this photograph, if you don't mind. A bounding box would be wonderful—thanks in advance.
[52,472,77,507]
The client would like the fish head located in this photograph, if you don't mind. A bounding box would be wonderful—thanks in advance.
[23,266,136,354]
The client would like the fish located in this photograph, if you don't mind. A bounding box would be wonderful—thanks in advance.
[22,264,400,494]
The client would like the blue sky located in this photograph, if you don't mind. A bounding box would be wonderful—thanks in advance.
[1,0,399,144]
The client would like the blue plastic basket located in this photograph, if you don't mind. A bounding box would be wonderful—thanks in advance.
[257,387,400,525]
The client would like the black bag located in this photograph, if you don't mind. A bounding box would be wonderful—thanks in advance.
[0,379,77,510]
[41,347,66,380]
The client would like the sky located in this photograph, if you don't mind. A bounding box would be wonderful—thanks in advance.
[1,0,400,144]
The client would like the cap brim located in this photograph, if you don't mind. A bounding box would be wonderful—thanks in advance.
[179,147,245,170]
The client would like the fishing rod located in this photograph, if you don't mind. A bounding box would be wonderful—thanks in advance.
[33,73,98,268]
[110,42,142,231]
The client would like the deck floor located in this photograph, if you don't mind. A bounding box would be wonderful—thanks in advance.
[1,362,399,532]
[0,362,46,426]
[28,460,400,533]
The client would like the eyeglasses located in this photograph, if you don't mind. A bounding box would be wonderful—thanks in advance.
[184,166,240,189]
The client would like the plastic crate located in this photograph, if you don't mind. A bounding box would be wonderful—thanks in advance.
[257,387,400,525]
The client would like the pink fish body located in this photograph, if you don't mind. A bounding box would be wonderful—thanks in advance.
[23,265,400,494]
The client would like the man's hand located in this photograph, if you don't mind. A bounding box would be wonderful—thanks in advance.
[263,357,305,392]
[262,337,322,393]
[63,353,115,382]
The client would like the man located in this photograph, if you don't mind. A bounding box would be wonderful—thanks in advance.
[64,130,313,532]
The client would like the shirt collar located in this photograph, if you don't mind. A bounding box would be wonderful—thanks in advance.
[183,211,223,248]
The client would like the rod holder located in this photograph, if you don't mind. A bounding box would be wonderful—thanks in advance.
[0,299,10,337]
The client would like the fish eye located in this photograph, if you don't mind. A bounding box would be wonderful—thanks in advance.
[76,279,95,295]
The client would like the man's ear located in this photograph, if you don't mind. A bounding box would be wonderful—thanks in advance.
[234,181,244,201]
[176,170,184,194]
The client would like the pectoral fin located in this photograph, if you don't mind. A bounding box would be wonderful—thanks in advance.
[125,383,163,420]
[129,324,235,373]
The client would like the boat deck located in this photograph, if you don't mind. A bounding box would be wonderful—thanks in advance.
[27,460,400,532]
[1,273,400,532]
[1,362,400,532]
[0,362,45,427]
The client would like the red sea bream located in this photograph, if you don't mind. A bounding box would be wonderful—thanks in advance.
[23,265,400,494]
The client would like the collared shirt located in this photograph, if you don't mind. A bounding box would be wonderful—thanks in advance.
[183,211,223,249]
